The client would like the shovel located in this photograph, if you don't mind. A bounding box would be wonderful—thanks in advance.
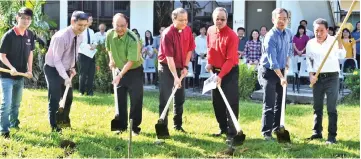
[209,70,246,145]
[155,74,185,139]
[111,68,122,131]
[275,69,291,143]
[217,85,246,146]
[56,73,75,127]
[0,67,31,78]
[128,119,133,158]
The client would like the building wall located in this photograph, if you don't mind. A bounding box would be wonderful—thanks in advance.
[130,1,154,41]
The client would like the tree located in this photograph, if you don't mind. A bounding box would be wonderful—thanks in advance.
[153,1,173,35]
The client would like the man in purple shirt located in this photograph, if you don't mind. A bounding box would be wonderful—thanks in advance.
[44,11,88,133]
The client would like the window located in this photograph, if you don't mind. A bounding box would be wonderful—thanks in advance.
[114,1,129,11]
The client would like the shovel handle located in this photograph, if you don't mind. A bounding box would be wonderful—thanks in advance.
[159,74,186,120]
[0,67,30,78]
[128,119,133,159]
[209,69,242,132]
[280,69,288,126]
[112,68,119,115]
[59,74,75,109]
[309,0,358,88]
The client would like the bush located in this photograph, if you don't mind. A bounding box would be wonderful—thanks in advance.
[93,43,112,93]
[238,63,257,100]
[343,69,360,104]
[24,42,47,88]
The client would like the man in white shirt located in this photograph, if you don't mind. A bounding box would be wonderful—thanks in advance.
[78,14,97,96]
[94,23,106,44]
[194,26,207,87]
[306,18,346,145]
[300,20,314,38]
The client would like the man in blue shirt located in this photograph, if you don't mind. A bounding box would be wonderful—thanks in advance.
[258,8,293,141]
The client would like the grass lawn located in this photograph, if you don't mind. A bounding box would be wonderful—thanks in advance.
[0,89,359,158]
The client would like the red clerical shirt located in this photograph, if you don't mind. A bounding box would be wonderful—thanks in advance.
[207,25,239,79]
[158,25,195,69]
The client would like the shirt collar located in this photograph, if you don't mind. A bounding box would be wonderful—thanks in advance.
[67,26,77,39]
[13,26,28,37]
[273,27,286,36]
[217,26,228,33]
[112,29,128,40]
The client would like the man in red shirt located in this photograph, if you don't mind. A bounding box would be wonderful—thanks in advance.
[206,7,240,149]
[158,8,195,133]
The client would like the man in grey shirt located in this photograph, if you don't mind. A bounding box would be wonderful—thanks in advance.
[44,11,88,133]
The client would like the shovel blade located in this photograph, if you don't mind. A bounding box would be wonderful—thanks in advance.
[56,111,66,127]
[155,120,170,139]
[233,131,246,146]
[276,127,291,143]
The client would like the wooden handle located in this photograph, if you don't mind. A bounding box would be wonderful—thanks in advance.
[280,69,288,126]
[59,74,75,109]
[159,74,186,120]
[112,68,119,115]
[310,0,358,88]
[0,67,29,78]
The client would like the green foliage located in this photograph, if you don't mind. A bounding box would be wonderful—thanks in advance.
[343,69,360,104]
[93,43,112,93]
[24,42,47,88]
[238,64,257,100]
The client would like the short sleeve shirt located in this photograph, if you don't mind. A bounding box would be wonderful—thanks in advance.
[105,29,143,69]
[0,27,35,79]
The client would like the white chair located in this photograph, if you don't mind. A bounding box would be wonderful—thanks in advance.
[186,62,195,91]
[297,56,309,93]
[199,60,211,91]
[341,58,358,76]
[287,57,296,92]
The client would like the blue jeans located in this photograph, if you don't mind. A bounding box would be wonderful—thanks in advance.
[0,78,24,133]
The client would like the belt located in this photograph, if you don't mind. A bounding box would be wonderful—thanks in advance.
[318,72,338,78]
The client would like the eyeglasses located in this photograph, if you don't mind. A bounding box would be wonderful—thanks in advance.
[20,16,32,21]
[216,18,226,22]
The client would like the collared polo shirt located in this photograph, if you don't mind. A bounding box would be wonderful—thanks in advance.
[105,29,143,69]
[158,25,195,69]
[0,26,35,79]
[207,25,239,78]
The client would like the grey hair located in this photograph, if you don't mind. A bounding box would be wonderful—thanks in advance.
[172,8,187,20]
[313,18,329,28]
[212,7,228,19]
[271,8,289,19]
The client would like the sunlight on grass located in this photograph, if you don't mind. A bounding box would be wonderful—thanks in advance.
[0,89,359,158]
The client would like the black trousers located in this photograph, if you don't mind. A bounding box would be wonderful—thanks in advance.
[312,72,339,139]
[44,65,73,129]
[78,53,96,95]
[258,67,285,136]
[194,55,201,87]
[356,54,360,68]
[116,66,144,132]
[158,63,185,128]
[212,66,239,138]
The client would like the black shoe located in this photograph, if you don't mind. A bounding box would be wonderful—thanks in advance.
[114,128,127,135]
[212,130,227,137]
[264,135,275,141]
[1,132,10,139]
[87,91,94,96]
[306,134,323,140]
[325,137,336,145]
[174,126,186,133]
[52,127,62,133]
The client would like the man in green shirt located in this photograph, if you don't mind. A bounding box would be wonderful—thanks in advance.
[105,13,144,136]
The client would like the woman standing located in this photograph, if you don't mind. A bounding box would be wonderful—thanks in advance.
[341,28,356,58]
[244,29,262,68]
[293,25,310,71]
[142,30,155,84]
[352,21,360,66]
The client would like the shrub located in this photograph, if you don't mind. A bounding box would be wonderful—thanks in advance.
[343,69,360,104]
[238,63,257,100]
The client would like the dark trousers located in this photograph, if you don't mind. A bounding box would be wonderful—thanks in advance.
[78,53,96,95]
[116,66,144,132]
[212,66,239,138]
[258,67,285,136]
[158,63,185,128]
[194,55,201,87]
[44,65,73,129]
[312,72,339,139]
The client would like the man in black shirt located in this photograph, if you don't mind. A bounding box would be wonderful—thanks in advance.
[0,7,34,139]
